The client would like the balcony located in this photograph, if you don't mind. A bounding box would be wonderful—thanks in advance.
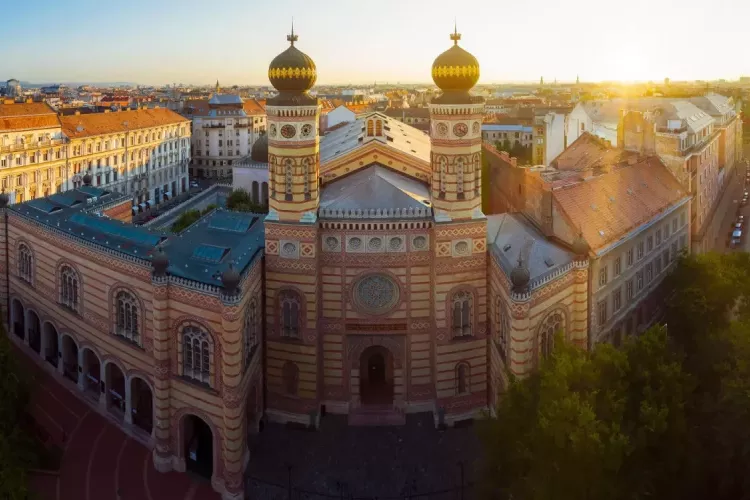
[656,125,688,135]
[0,138,65,153]
[204,123,226,129]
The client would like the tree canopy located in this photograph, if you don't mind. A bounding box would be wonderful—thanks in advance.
[170,204,217,233]
[478,252,750,500]
[226,189,268,214]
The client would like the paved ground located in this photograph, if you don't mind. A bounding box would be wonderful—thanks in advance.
[23,352,219,500]
[246,414,480,499]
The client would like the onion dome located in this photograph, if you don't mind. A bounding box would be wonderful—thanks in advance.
[151,245,169,277]
[82,171,92,186]
[268,25,317,94]
[250,133,268,163]
[431,25,480,94]
[221,262,240,295]
[510,258,531,293]
[0,191,9,208]
[572,232,590,258]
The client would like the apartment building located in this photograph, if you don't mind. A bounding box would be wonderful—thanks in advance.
[0,101,68,203]
[189,93,266,179]
[483,141,691,346]
[60,109,191,205]
[618,100,723,253]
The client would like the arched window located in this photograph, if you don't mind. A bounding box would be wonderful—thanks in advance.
[375,119,383,136]
[366,119,374,137]
[115,291,140,345]
[18,243,33,283]
[539,310,565,360]
[451,291,472,337]
[456,362,470,394]
[303,158,311,199]
[59,265,79,311]
[284,159,293,201]
[182,326,211,385]
[283,361,299,395]
[244,298,258,370]
[496,297,510,359]
[280,291,301,338]
[456,158,465,197]
[439,157,447,196]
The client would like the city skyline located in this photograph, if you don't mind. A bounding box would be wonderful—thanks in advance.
[6,0,750,86]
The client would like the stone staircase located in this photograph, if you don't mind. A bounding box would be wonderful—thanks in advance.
[347,404,406,426]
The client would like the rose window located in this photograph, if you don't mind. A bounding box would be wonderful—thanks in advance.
[353,274,400,315]
[280,125,296,139]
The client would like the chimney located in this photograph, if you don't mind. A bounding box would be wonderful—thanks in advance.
[511,157,518,167]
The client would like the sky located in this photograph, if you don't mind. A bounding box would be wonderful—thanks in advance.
[5,0,750,86]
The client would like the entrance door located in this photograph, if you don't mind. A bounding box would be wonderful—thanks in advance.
[359,346,393,406]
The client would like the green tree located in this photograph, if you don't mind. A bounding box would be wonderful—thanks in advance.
[226,189,268,214]
[170,209,201,232]
[478,326,691,500]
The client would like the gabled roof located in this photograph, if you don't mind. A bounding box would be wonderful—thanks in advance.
[242,98,266,115]
[319,165,432,218]
[208,94,242,105]
[550,131,631,171]
[552,156,689,252]
[320,111,430,165]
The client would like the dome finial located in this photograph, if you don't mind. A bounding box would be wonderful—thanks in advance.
[451,20,461,45]
[287,18,298,47]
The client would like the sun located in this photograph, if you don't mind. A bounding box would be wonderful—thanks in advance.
[608,48,648,82]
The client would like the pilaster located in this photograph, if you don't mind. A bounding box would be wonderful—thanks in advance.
[151,277,172,472]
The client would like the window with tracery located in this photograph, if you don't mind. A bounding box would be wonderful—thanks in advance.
[456,158,465,197]
[439,157,447,196]
[283,361,299,395]
[539,310,565,360]
[280,291,301,338]
[182,326,211,385]
[59,265,79,311]
[456,362,470,394]
[244,298,258,370]
[451,291,473,337]
[18,243,32,283]
[115,291,140,345]
[284,159,293,200]
[375,120,383,136]
[366,119,374,137]
[303,158,311,199]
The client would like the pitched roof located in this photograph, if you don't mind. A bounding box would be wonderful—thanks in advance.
[487,212,575,287]
[319,111,430,165]
[552,157,689,252]
[60,108,189,138]
[0,102,60,131]
[382,106,430,119]
[550,131,630,171]
[208,94,242,105]
[319,165,431,218]
[242,98,265,115]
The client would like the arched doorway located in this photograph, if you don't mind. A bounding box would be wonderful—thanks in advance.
[11,299,25,341]
[105,362,126,415]
[27,311,40,354]
[130,377,153,434]
[82,348,101,400]
[359,346,394,405]
[183,414,213,479]
[42,323,59,368]
[61,335,79,383]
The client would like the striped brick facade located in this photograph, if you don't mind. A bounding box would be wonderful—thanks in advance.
[4,205,263,500]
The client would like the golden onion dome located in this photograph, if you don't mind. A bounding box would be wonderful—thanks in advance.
[268,26,317,94]
[431,27,480,93]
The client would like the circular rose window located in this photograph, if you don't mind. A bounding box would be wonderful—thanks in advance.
[472,121,480,134]
[301,124,313,137]
[353,274,400,315]
[269,124,277,138]
[436,122,449,137]
[280,124,296,139]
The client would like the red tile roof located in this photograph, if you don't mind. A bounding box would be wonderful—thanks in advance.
[550,131,632,171]
[242,98,265,115]
[0,102,60,131]
[553,157,688,251]
[60,108,189,138]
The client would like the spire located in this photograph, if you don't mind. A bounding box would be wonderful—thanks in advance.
[287,18,298,46]
[450,19,461,45]
[215,79,220,93]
